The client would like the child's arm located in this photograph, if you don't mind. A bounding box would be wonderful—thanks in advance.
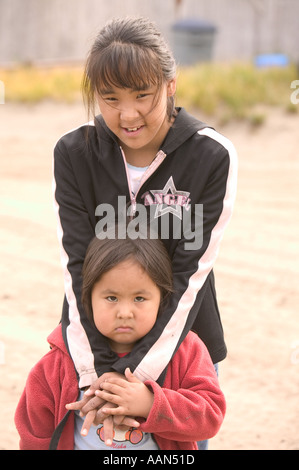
[15,372,55,450]
[97,334,226,444]
[140,333,226,443]
[141,375,225,443]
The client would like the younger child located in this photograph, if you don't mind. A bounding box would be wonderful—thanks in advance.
[15,235,226,450]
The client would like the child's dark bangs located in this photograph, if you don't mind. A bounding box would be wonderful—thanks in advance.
[97,43,163,92]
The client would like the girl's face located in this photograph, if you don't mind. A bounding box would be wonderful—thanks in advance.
[97,80,176,162]
[91,258,161,354]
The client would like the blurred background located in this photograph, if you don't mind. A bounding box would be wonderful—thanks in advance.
[0,0,298,122]
[1,0,299,451]
[0,0,299,65]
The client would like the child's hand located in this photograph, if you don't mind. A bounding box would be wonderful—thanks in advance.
[84,371,125,397]
[96,368,154,419]
[65,392,104,415]
[80,402,140,438]
[66,371,125,416]
[65,371,140,437]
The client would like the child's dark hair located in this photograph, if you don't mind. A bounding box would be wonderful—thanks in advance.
[82,16,177,121]
[82,235,173,323]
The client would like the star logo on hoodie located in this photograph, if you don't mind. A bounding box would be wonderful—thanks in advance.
[141,177,191,219]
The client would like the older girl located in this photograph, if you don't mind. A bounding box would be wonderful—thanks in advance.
[53,16,237,439]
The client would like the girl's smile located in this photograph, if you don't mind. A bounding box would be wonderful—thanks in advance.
[122,124,144,136]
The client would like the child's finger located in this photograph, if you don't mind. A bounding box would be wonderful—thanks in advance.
[114,415,140,429]
[65,395,89,411]
[80,409,97,436]
[96,389,122,406]
[102,416,114,446]
[125,367,141,383]
[86,372,125,395]
[80,395,105,414]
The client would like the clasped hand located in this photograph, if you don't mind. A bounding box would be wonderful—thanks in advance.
[66,368,154,446]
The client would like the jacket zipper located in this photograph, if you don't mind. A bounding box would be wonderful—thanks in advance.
[120,148,167,215]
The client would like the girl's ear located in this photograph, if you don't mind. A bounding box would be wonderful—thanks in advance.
[167,78,177,97]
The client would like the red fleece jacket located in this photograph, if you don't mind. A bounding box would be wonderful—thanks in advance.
[15,325,225,450]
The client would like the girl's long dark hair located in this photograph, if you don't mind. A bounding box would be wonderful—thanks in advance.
[82,16,177,121]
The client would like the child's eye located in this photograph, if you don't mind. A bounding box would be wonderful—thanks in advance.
[136,93,149,99]
[134,296,145,302]
[106,296,118,302]
[105,97,118,102]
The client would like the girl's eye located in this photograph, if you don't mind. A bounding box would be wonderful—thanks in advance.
[105,97,118,102]
[107,296,118,302]
[137,93,149,99]
[134,296,145,302]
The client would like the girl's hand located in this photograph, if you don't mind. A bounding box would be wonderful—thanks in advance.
[101,415,114,446]
[80,402,140,438]
[96,368,154,419]
[65,371,140,437]
[65,371,125,416]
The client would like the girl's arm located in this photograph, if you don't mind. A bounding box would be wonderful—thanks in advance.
[53,135,119,388]
[54,124,237,390]
[113,132,238,383]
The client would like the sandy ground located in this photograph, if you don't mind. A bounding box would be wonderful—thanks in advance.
[0,101,299,451]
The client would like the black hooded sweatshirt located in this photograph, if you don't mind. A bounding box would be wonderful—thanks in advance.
[53,107,238,387]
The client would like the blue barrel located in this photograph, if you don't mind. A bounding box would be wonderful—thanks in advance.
[254,54,289,68]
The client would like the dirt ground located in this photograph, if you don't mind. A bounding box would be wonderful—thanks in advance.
[1,101,298,451]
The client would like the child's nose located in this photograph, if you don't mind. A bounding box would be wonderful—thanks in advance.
[117,303,134,318]
[120,105,140,122]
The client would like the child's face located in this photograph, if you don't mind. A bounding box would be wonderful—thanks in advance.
[97,80,176,158]
[91,258,161,354]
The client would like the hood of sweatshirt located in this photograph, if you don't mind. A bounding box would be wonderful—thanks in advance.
[47,324,69,355]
